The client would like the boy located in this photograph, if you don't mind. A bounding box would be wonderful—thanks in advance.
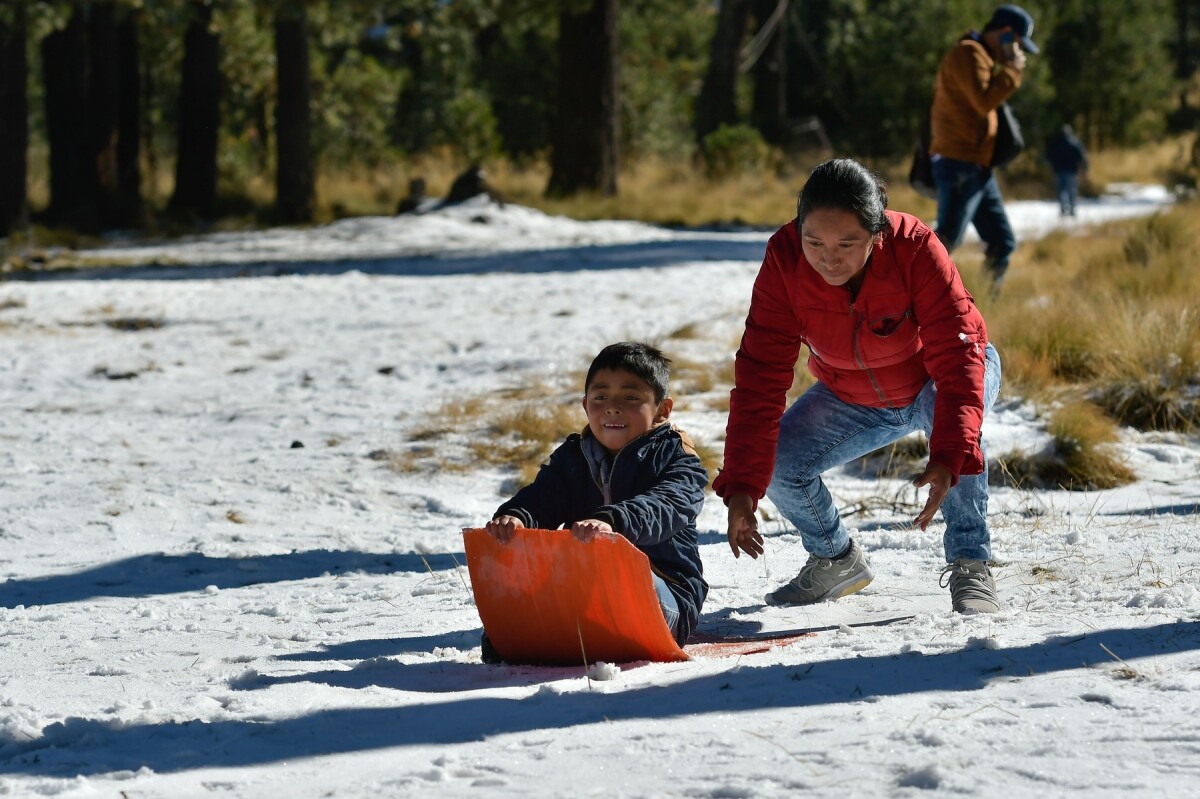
[481,342,709,661]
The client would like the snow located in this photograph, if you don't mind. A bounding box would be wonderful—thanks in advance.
[1,185,1197,797]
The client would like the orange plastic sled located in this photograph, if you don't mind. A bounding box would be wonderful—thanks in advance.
[463,527,689,665]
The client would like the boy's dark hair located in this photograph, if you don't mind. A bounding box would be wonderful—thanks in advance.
[585,342,671,403]
[797,158,889,236]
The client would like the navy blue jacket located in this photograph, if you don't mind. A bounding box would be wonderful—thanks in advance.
[1046,130,1088,174]
[495,423,709,643]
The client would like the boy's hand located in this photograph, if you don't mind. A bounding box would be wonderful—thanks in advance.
[727,493,764,559]
[485,515,524,543]
[912,462,953,531]
[571,519,613,542]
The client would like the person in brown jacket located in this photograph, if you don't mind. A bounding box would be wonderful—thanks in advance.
[930,5,1037,292]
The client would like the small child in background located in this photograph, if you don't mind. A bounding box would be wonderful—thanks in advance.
[482,342,709,659]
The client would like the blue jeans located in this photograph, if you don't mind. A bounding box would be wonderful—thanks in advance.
[1056,172,1079,216]
[652,573,681,638]
[933,158,1016,284]
[765,344,1002,563]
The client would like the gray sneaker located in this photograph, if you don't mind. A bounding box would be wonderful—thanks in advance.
[940,559,1000,614]
[765,540,874,606]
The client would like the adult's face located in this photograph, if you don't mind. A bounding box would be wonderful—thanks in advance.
[799,208,881,287]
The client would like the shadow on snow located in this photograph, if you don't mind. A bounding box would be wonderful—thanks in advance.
[275,628,485,663]
[2,621,1196,776]
[0,549,463,608]
[8,236,768,283]
[1102,502,1200,518]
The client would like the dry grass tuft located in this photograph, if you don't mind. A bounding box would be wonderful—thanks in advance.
[670,356,718,395]
[483,403,585,479]
[992,401,1136,490]
[385,383,583,485]
[1030,565,1061,582]
[408,398,492,441]
[380,367,731,493]
[1088,305,1200,432]
[667,322,705,340]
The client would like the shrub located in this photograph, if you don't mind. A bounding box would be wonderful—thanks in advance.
[444,89,502,164]
[701,124,771,178]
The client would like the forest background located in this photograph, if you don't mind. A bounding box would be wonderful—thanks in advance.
[0,0,1198,242]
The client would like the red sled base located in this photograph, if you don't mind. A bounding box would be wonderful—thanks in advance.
[463,527,813,665]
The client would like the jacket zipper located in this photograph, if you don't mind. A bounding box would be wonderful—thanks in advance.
[850,302,890,406]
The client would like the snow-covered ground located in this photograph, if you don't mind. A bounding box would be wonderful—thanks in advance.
[0,185,1197,797]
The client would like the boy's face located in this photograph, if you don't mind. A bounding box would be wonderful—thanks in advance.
[582,368,672,455]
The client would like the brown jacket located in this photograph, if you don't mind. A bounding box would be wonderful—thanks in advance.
[930,34,1021,167]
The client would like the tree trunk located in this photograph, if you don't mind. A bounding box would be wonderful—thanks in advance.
[1177,0,1193,81]
[1177,0,1200,116]
[546,0,619,197]
[695,0,751,143]
[0,3,29,237]
[393,25,425,152]
[751,0,787,145]
[274,7,314,223]
[116,7,143,227]
[170,0,220,221]
[86,2,121,228]
[41,7,89,227]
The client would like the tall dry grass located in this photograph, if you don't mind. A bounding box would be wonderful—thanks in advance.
[990,199,1200,438]
[1083,133,1198,189]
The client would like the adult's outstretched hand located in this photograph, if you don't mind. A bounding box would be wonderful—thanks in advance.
[912,462,954,531]
[726,493,764,559]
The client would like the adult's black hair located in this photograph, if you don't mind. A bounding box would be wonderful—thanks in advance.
[796,158,889,236]
[585,341,671,403]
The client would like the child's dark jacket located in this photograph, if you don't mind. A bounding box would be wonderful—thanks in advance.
[494,423,709,643]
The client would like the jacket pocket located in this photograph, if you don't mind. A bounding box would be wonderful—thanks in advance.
[868,309,914,338]
[858,298,921,367]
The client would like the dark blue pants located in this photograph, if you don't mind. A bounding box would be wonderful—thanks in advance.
[1056,171,1079,216]
[933,157,1016,286]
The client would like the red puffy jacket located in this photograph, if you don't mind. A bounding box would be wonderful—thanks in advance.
[713,211,989,504]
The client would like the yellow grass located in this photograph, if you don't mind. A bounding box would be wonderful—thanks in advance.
[1085,132,1198,188]
[16,133,1197,233]
[488,155,806,226]
[987,199,1200,430]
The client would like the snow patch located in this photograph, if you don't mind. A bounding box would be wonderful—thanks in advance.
[586,661,621,681]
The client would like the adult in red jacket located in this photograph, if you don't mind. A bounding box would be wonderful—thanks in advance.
[713,159,1003,613]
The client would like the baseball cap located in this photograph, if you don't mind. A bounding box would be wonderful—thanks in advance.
[988,4,1038,54]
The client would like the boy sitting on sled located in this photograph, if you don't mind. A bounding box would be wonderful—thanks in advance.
[480,341,709,661]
